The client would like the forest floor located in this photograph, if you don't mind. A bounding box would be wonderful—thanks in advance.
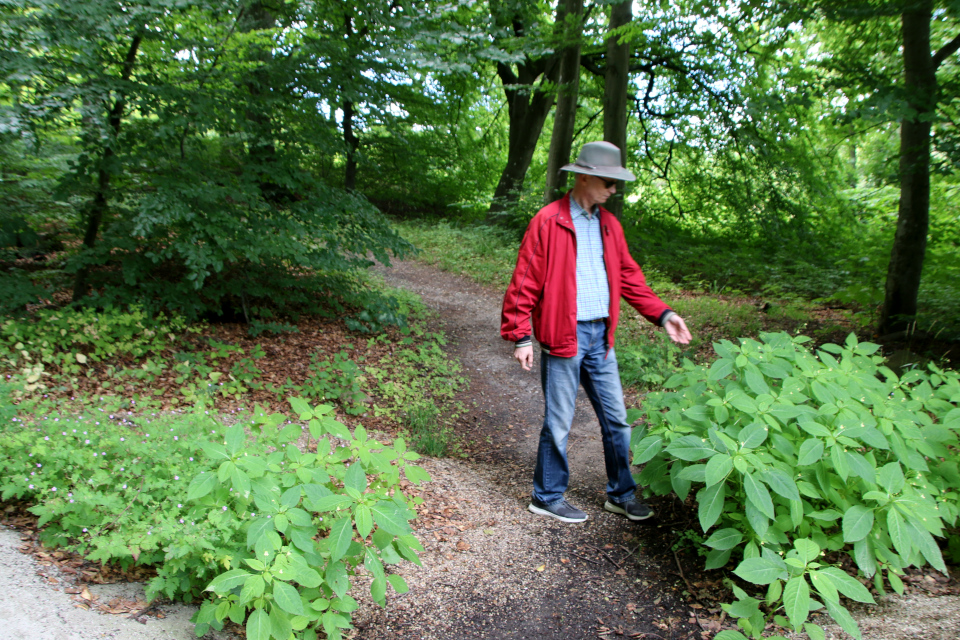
[2,257,959,640]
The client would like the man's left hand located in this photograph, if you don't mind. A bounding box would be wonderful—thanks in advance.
[664,314,692,344]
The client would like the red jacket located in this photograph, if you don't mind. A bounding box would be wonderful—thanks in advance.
[501,193,672,358]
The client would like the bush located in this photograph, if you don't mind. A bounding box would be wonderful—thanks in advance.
[633,332,960,639]
[0,397,430,640]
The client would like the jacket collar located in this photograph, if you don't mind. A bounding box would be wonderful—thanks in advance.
[559,191,612,230]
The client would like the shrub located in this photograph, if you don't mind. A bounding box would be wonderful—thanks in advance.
[633,332,960,639]
[0,396,430,640]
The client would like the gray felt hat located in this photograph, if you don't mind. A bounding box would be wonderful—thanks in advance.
[560,141,636,182]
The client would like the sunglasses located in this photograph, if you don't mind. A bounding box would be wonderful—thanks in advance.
[600,178,617,189]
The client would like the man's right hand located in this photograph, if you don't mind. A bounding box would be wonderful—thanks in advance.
[514,345,534,371]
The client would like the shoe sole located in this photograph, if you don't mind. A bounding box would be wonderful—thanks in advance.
[604,501,654,521]
[528,503,588,523]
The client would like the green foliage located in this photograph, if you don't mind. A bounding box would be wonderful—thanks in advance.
[402,402,453,458]
[634,332,960,638]
[618,332,683,391]
[300,351,367,415]
[0,306,188,390]
[0,397,430,639]
[394,220,520,289]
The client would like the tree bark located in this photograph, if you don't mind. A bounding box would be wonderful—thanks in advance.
[72,33,142,303]
[544,0,584,205]
[880,2,936,334]
[343,98,359,190]
[485,2,563,223]
[602,1,632,219]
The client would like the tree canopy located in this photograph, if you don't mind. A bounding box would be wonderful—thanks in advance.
[1,0,957,337]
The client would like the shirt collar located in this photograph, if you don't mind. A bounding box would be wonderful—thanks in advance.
[569,195,599,220]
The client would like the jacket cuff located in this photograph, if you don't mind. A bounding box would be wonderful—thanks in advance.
[514,336,532,349]
[658,310,675,327]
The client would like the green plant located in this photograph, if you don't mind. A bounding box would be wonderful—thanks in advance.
[0,397,430,640]
[0,306,188,378]
[633,332,960,639]
[403,402,452,457]
[300,351,368,415]
[618,332,683,390]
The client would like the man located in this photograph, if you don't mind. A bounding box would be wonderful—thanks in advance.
[501,141,692,524]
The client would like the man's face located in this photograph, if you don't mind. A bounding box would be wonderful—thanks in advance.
[583,174,617,205]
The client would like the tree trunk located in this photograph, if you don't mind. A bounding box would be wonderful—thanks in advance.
[485,2,564,224]
[343,98,359,190]
[602,1,632,219]
[880,2,935,335]
[72,34,142,303]
[544,0,584,205]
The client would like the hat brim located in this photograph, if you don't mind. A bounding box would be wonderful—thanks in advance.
[560,163,636,182]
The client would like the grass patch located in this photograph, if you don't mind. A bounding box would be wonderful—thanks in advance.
[394,220,519,289]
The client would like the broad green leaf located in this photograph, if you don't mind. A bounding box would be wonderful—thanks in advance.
[798,419,831,438]
[289,397,313,419]
[355,504,373,539]
[200,441,230,461]
[762,468,800,501]
[733,557,788,585]
[796,439,824,466]
[269,606,292,640]
[326,561,349,599]
[817,567,875,603]
[824,599,862,640]
[240,574,265,604]
[698,482,726,532]
[725,596,760,618]
[739,422,768,449]
[904,518,947,573]
[714,632,749,640]
[705,548,733,570]
[842,506,874,543]
[344,462,367,493]
[793,538,820,564]
[328,517,354,563]
[853,537,877,578]
[804,623,827,640]
[273,581,305,616]
[744,472,775,520]
[704,528,743,550]
[372,500,412,536]
[708,358,735,381]
[246,609,271,640]
[727,389,758,414]
[830,444,849,482]
[887,508,911,558]
[187,471,218,501]
[403,464,431,485]
[705,453,733,487]
[878,462,905,494]
[665,435,717,461]
[745,369,770,396]
[809,570,839,604]
[387,574,409,594]
[783,576,810,628]
[225,424,246,456]
[231,467,251,496]
[246,517,274,549]
[312,495,354,512]
[632,435,663,464]
[206,569,250,594]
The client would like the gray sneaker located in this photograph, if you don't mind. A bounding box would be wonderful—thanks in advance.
[604,499,654,521]
[528,498,588,523]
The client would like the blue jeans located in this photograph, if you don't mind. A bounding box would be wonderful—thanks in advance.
[532,320,636,506]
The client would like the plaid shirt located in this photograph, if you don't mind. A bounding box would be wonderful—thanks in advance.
[570,197,609,322]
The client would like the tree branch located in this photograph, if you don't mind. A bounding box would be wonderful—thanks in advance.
[933,31,960,69]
